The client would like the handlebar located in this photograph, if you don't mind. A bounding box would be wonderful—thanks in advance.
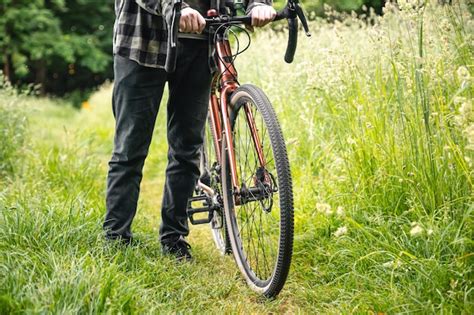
[164,0,311,73]
[275,0,312,63]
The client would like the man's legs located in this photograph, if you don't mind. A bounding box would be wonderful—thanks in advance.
[104,55,167,242]
[159,39,213,244]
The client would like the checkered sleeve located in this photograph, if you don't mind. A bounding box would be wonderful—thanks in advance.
[135,0,164,15]
[114,0,169,68]
[245,0,273,14]
[113,0,226,69]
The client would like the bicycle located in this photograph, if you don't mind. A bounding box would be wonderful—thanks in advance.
[166,0,310,298]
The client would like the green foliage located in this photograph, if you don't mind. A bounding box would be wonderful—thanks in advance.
[0,0,385,101]
[0,0,114,100]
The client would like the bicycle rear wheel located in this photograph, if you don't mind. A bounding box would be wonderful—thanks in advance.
[200,115,231,255]
[221,84,294,297]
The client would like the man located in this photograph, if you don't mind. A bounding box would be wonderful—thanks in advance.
[104,0,276,260]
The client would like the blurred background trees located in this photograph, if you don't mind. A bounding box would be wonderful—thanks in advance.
[1,0,113,104]
[0,0,388,105]
[274,0,386,15]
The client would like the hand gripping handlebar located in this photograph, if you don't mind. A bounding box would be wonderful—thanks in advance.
[165,0,311,73]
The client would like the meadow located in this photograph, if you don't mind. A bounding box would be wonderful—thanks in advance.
[1,2,473,313]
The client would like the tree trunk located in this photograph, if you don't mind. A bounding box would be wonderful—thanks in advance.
[35,59,47,95]
[3,53,12,82]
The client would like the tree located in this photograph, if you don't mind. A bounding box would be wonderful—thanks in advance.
[0,0,114,103]
[1,0,62,88]
[1,0,391,103]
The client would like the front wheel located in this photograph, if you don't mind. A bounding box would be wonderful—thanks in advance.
[221,84,294,298]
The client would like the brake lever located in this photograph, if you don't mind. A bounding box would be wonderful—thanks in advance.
[295,4,311,37]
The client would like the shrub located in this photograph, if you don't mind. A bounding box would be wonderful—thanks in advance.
[0,74,28,177]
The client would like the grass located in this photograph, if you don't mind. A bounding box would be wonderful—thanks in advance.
[1,1,473,313]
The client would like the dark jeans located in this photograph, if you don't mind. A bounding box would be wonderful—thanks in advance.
[104,39,212,244]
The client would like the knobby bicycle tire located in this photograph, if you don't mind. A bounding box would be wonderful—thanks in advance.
[221,84,294,298]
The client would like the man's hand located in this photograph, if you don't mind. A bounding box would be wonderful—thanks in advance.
[250,5,277,28]
[179,7,206,34]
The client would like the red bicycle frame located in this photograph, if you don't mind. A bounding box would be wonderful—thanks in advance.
[207,35,267,196]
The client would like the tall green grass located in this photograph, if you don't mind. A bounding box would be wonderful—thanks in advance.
[0,1,473,313]
[237,1,473,312]
[0,77,28,178]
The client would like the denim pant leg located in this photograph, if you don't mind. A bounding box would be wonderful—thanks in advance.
[104,55,167,241]
[159,39,213,243]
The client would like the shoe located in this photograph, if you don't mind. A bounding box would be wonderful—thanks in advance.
[161,237,192,261]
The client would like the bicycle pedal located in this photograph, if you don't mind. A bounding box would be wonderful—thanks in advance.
[186,195,213,225]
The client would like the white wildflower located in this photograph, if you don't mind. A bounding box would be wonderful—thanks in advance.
[316,203,332,215]
[336,206,345,217]
[427,229,434,236]
[457,66,471,81]
[334,226,348,237]
[347,137,357,145]
[382,260,402,269]
[410,224,423,236]
[454,96,466,105]
[455,115,464,127]
[314,97,323,105]
[458,100,473,125]
[333,156,344,167]
[397,0,419,14]
[465,156,472,168]
[459,100,472,117]
[382,261,392,268]
[439,19,451,32]
[464,124,474,150]
[398,0,413,11]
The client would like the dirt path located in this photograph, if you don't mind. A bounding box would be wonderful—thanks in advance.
[82,86,303,313]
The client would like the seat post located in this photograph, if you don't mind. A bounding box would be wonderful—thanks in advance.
[210,0,220,11]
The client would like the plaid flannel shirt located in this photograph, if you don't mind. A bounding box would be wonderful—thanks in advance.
[113,0,273,68]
